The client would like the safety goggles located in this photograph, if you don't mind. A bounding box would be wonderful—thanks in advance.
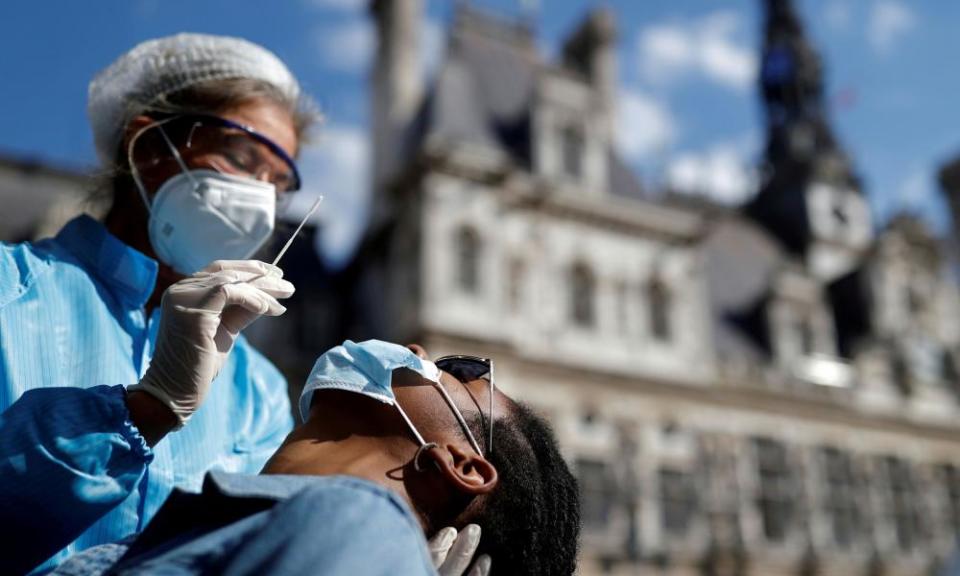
[435,355,495,456]
[155,113,301,193]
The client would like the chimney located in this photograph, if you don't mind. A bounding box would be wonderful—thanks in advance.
[370,0,423,197]
[561,8,617,113]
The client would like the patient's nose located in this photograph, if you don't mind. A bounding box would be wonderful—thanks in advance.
[406,344,429,359]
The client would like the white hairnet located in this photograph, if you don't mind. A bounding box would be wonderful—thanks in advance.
[88,32,300,163]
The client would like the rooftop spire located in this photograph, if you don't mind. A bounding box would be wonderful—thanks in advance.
[746,0,871,277]
[760,0,832,160]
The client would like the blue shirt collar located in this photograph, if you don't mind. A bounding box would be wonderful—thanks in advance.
[56,215,159,308]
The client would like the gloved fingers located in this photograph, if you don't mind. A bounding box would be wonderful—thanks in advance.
[428,527,458,567]
[465,555,491,576]
[438,524,481,576]
[196,269,294,299]
[217,282,287,318]
[220,306,262,337]
[199,259,283,278]
[245,274,295,299]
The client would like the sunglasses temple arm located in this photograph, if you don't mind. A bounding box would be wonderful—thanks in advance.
[488,362,494,454]
[433,382,485,457]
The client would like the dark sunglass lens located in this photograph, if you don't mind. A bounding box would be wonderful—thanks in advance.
[437,359,489,383]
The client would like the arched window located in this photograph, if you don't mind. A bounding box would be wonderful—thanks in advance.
[570,262,595,328]
[456,227,481,294]
[647,277,671,341]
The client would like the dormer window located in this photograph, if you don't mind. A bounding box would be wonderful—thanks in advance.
[570,262,595,328]
[561,125,584,180]
[767,271,838,368]
[507,257,525,312]
[456,226,481,295]
[647,277,672,342]
[798,315,817,356]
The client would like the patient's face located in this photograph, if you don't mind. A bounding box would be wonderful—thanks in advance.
[391,345,510,454]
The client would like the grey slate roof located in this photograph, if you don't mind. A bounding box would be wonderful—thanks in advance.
[411,6,645,199]
[702,211,787,363]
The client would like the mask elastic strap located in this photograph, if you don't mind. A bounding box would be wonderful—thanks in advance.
[394,400,443,473]
[126,116,198,214]
[394,402,428,447]
[414,442,439,472]
[157,125,199,188]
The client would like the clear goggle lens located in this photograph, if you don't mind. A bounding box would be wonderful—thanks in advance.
[149,114,301,194]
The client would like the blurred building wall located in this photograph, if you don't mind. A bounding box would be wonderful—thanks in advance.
[0,156,99,243]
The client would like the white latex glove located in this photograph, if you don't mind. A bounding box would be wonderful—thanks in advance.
[428,524,492,576]
[130,260,294,425]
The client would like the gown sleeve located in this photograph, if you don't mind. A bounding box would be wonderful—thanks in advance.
[0,385,152,575]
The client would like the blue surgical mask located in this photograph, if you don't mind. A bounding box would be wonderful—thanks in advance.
[299,339,441,422]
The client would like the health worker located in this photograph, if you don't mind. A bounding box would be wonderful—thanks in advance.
[0,34,310,574]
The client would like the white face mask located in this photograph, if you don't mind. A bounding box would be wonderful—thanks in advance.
[128,118,276,275]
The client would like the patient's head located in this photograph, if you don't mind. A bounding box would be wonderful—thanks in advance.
[463,401,580,575]
[263,341,580,575]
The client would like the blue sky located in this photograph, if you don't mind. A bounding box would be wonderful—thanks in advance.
[0,0,956,264]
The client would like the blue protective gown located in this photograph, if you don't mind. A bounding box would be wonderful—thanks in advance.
[0,215,294,574]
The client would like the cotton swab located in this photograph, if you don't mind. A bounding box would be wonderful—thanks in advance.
[271,195,324,268]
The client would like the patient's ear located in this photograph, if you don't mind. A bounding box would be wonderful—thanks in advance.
[423,443,498,495]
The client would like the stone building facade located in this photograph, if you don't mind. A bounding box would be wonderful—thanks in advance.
[346,1,960,574]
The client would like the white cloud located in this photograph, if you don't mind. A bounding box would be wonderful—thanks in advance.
[315,18,375,73]
[637,10,757,92]
[315,14,444,78]
[616,88,676,163]
[868,0,916,54]
[666,141,758,205]
[896,168,929,209]
[285,124,370,267]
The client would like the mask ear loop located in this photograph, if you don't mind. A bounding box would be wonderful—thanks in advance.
[126,116,198,213]
[393,401,440,472]
[414,442,439,472]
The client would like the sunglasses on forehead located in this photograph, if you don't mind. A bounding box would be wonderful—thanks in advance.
[435,355,495,456]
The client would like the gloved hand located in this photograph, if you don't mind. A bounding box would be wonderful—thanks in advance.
[428,524,491,576]
[131,260,294,425]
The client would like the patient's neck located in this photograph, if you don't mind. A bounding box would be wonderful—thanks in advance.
[259,394,427,527]
[261,422,399,479]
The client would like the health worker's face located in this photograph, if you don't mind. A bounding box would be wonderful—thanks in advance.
[130,97,298,202]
